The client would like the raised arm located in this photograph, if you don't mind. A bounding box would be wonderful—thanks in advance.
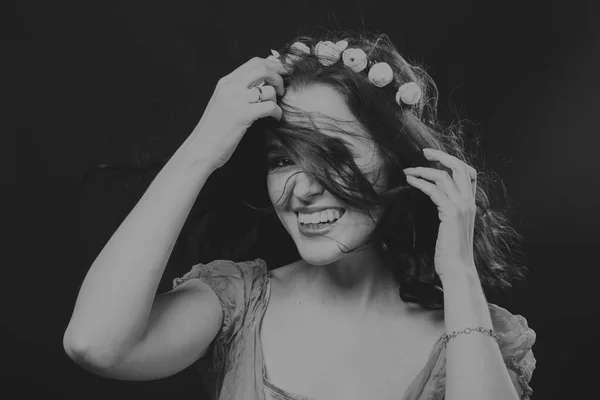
[63,142,221,376]
[63,56,286,380]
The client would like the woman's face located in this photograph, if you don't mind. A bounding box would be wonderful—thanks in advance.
[264,85,387,266]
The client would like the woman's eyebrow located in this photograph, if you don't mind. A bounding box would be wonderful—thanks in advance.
[267,140,361,155]
[265,139,285,150]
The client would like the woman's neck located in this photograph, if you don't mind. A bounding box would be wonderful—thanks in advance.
[292,248,406,318]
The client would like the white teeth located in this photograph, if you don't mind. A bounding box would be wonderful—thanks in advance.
[298,208,343,224]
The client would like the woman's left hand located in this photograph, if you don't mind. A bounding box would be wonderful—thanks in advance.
[403,148,479,282]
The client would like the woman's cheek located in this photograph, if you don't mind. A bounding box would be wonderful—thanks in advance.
[266,172,291,205]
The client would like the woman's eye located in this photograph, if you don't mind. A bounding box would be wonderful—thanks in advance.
[267,157,295,169]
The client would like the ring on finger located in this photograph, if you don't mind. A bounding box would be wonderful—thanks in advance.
[250,84,276,103]
[254,86,263,103]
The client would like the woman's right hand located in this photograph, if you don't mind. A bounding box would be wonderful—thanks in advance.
[188,56,288,171]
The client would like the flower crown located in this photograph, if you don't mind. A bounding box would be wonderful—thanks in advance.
[267,40,422,107]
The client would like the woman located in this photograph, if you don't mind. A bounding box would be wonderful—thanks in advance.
[64,29,536,400]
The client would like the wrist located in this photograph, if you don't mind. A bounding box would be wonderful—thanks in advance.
[172,138,219,175]
[440,266,480,288]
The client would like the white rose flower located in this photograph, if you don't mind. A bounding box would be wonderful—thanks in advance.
[315,41,343,66]
[290,41,311,55]
[285,42,311,64]
[342,48,368,73]
[335,40,349,52]
[395,82,422,105]
[368,62,394,87]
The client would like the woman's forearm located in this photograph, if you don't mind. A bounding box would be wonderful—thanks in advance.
[442,268,520,400]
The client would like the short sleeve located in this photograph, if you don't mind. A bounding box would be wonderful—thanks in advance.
[172,258,269,346]
[489,304,537,400]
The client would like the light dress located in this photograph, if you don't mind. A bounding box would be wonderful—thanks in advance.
[172,259,536,400]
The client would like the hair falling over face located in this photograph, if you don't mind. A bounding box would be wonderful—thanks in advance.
[79,27,530,309]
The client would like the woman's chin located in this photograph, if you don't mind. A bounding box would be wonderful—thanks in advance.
[296,245,341,266]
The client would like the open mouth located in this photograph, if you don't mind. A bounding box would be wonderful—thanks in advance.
[295,208,346,234]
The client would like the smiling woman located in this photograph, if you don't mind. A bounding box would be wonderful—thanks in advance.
[66,26,536,400]
[262,84,390,267]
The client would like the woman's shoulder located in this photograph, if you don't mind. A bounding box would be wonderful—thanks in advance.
[172,258,271,307]
[487,303,536,337]
[486,303,537,398]
[174,258,268,282]
[487,303,537,361]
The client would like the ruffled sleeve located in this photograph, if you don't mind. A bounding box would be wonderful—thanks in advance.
[172,258,269,399]
[172,258,268,349]
[489,304,537,400]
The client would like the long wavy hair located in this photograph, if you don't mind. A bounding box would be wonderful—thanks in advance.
[79,27,530,309]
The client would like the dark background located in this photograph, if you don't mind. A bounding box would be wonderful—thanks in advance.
[8,0,600,398]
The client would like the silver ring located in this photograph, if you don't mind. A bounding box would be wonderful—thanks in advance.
[254,86,263,103]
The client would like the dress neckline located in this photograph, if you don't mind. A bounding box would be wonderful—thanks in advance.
[257,270,447,400]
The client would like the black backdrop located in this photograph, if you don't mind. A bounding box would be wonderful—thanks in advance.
[8,0,600,398]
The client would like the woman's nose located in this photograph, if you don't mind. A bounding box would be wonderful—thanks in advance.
[292,172,325,201]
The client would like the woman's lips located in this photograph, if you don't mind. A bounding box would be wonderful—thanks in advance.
[295,209,346,236]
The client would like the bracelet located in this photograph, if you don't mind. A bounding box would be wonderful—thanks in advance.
[441,326,500,347]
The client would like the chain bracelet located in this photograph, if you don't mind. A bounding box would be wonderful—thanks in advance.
[441,326,501,347]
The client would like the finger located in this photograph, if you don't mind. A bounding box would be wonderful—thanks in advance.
[245,64,285,97]
[468,165,477,181]
[241,56,284,75]
[405,176,454,212]
[404,168,463,205]
[245,85,277,104]
[245,86,260,103]
[221,57,286,88]
[253,100,283,121]
[423,149,474,199]
[266,52,292,76]
[257,85,277,102]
